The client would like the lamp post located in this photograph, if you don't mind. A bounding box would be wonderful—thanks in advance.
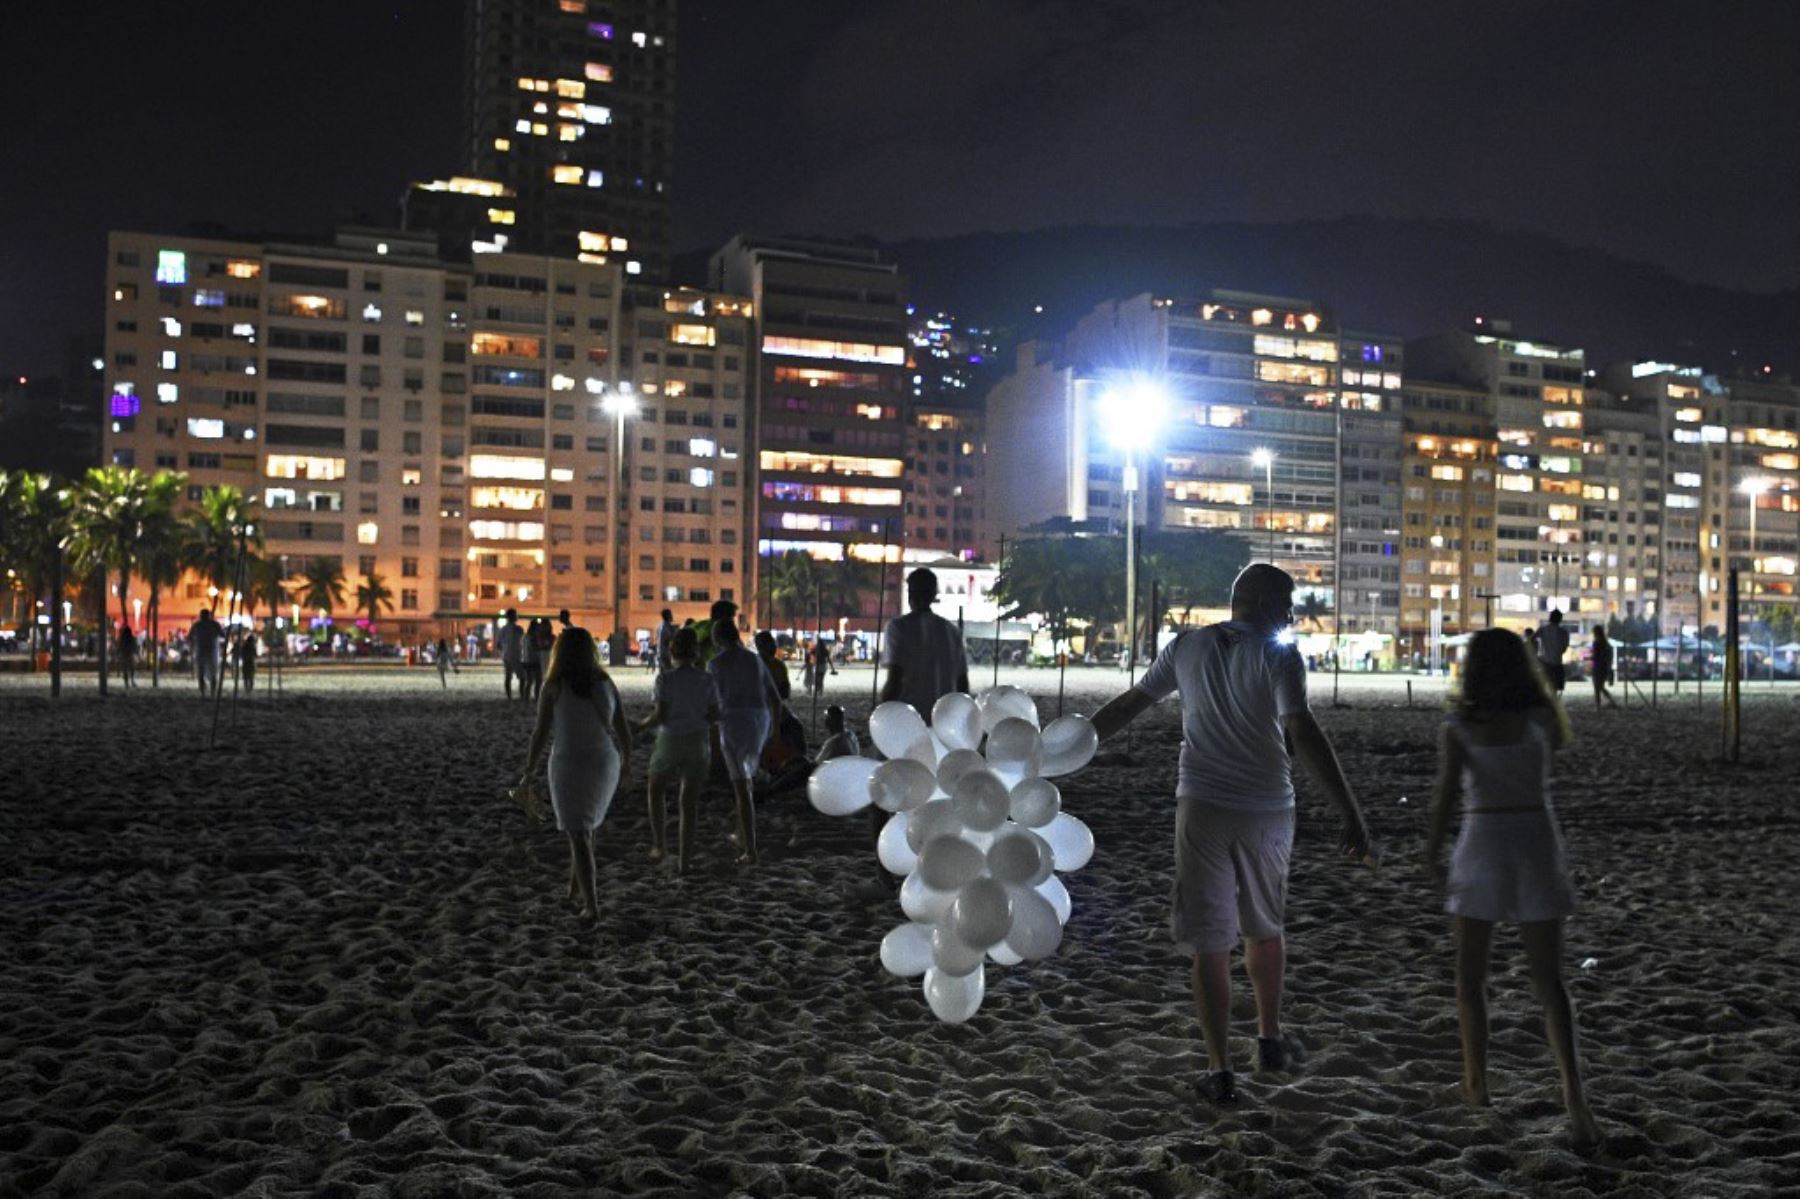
[1103,375,1169,680]
[1739,478,1769,606]
[602,389,641,654]
[1251,447,1275,562]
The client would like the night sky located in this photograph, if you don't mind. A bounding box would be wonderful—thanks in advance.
[5,0,1797,380]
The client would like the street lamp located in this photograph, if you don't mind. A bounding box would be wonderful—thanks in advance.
[1102,375,1169,679]
[602,389,642,653]
[1251,447,1275,562]
[1739,478,1770,602]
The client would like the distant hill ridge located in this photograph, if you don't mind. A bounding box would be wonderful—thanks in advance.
[684,217,1798,378]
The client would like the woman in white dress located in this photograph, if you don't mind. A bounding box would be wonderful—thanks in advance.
[1424,628,1599,1151]
[520,626,631,922]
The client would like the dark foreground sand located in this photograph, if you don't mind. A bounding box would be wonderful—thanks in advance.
[2,668,1797,1197]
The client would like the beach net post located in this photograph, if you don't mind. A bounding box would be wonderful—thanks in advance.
[1725,569,1741,762]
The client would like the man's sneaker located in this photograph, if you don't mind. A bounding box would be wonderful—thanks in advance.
[1194,1069,1238,1105]
[1257,1032,1307,1073]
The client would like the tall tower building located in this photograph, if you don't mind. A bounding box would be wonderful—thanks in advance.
[464,0,675,278]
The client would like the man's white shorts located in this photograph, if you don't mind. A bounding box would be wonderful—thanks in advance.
[1172,797,1295,955]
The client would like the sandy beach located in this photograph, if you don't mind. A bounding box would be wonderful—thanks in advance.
[2,665,1796,1196]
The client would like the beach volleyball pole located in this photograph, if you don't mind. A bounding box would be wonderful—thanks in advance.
[811,581,823,739]
[993,533,1005,692]
[1725,569,1741,761]
[209,521,249,750]
[870,518,890,707]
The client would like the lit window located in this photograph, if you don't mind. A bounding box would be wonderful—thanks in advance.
[470,520,545,541]
[1666,494,1700,509]
[231,323,255,338]
[689,438,716,457]
[265,455,346,480]
[580,104,611,124]
[109,385,140,417]
[553,165,584,185]
[516,76,549,92]
[1429,464,1463,481]
[758,450,903,478]
[1762,453,1799,471]
[1672,472,1701,488]
[1546,504,1578,522]
[533,101,549,115]
[404,310,424,326]
[558,124,582,141]
[1672,407,1702,423]
[587,170,604,189]
[363,303,382,322]
[585,62,613,82]
[469,454,546,481]
[155,250,187,284]
[625,260,642,275]
[494,137,511,152]
[357,522,380,545]
[550,467,574,482]
[609,236,628,251]
[471,486,545,511]
[487,207,516,225]
[161,317,182,336]
[632,30,647,47]
[515,118,532,134]
[588,21,613,38]
[159,350,177,370]
[551,373,575,391]
[578,231,610,253]
[669,323,716,346]
[762,335,904,365]
[689,468,715,487]
[1498,474,1534,492]
[157,383,178,404]
[555,79,586,98]
[558,0,583,12]
[226,259,260,279]
[193,289,225,308]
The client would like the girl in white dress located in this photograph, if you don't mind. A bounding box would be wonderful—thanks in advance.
[520,627,631,922]
[1425,628,1600,1151]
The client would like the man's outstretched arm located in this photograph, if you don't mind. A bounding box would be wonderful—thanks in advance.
[1091,686,1155,741]
[1283,709,1371,859]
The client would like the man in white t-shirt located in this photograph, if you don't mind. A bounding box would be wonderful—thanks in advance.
[496,609,524,700]
[879,569,970,719]
[1536,608,1571,693]
[1092,563,1371,1105]
[656,608,678,672]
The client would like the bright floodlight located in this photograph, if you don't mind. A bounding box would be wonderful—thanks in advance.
[602,392,641,418]
[1739,477,1771,495]
[1103,376,1169,451]
[1251,447,1274,468]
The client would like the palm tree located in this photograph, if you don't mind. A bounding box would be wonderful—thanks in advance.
[183,484,260,605]
[826,556,873,627]
[1,472,73,693]
[355,572,395,637]
[1294,590,1331,633]
[767,549,818,630]
[136,472,190,687]
[70,465,160,696]
[245,553,290,632]
[298,556,347,618]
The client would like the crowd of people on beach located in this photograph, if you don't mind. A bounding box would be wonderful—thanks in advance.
[504,562,1601,1150]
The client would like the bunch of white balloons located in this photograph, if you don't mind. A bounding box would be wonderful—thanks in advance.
[807,685,1100,1023]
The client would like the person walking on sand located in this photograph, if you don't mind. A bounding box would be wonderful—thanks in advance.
[520,617,547,703]
[754,629,793,703]
[189,608,224,698]
[879,568,970,718]
[1535,609,1570,694]
[656,608,678,672]
[1589,627,1619,710]
[435,636,458,688]
[233,628,258,692]
[636,626,720,874]
[519,626,631,923]
[1089,563,1372,1106]
[707,602,780,867]
[1423,628,1601,1151]
[116,621,138,689]
[497,609,524,700]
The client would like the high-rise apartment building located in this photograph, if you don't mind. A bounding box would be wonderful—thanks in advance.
[1720,373,1800,619]
[1407,323,1592,629]
[710,236,910,630]
[904,310,996,560]
[1596,363,1729,632]
[1579,391,1663,626]
[1336,330,1405,651]
[99,227,747,644]
[464,0,675,277]
[1395,380,1499,650]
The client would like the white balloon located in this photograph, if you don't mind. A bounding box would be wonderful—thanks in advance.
[905,799,963,853]
[950,769,1010,833]
[1008,777,1061,828]
[903,732,944,769]
[986,941,1024,966]
[934,748,986,794]
[931,692,983,751]
[1039,812,1095,872]
[949,877,1014,949]
[986,827,1051,886]
[978,685,1039,733]
[880,922,934,977]
[870,701,929,759]
[986,717,1043,787]
[922,965,985,1024]
[877,811,918,875]
[959,826,997,854]
[806,756,880,816]
[1039,714,1099,777]
[931,924,986,976]
[1003,885,1063,960]
[900,870,956,923]
[918,834,985,892]
[870,758,936,813]
[1036,874,1072,926]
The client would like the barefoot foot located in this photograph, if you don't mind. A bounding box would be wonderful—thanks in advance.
[647,846,665,864]
[1460,1079,1491,1107]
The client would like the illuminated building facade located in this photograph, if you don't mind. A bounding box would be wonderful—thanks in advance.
[1336,330,1406,652]
[1720,373,1800,616]
[1394,380,1499,650]
[1407,323,1592,630]
[905,310,997,560]
[1578,393,1663,625]
[99,228,749,642]
[710,236,909,630]
[464,0,674,277]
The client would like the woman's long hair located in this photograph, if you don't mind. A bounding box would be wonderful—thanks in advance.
[544,626,606,698]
